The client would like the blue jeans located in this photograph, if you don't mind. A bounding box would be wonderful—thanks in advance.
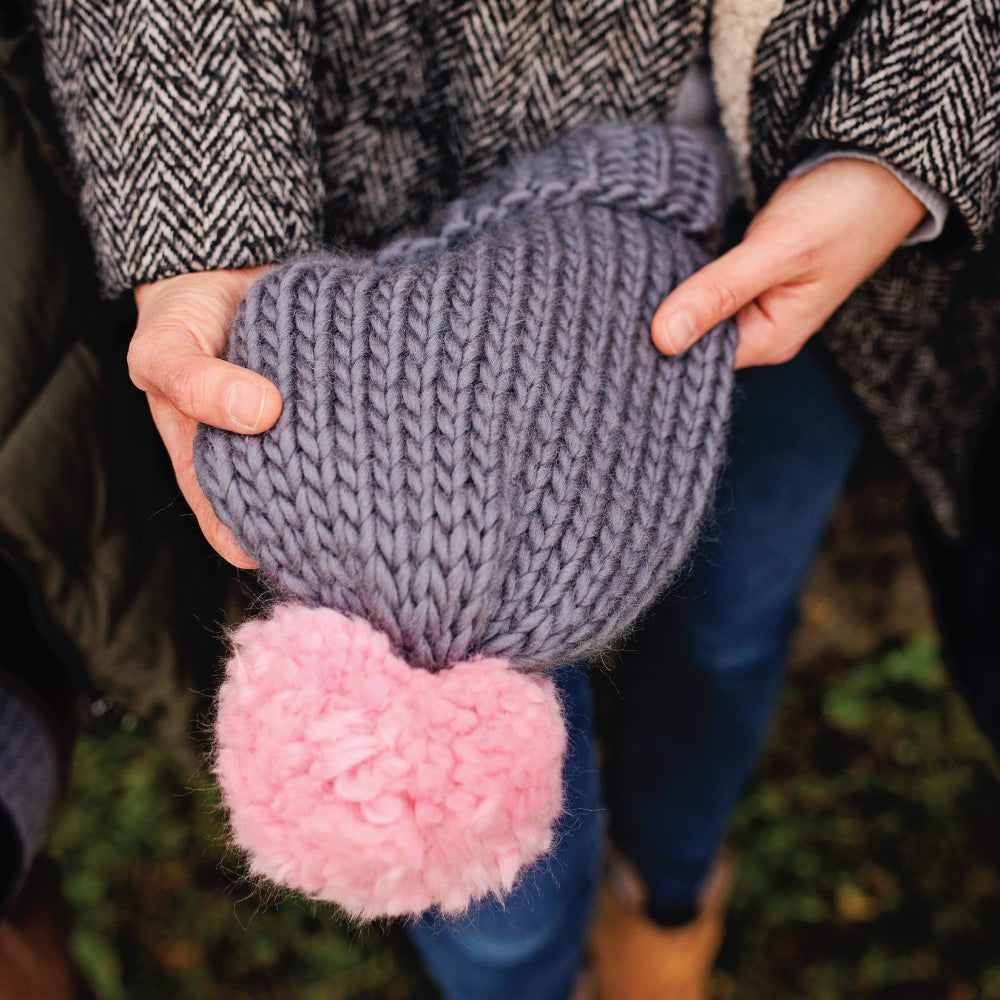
[409,664,603,1000]
[409,349,864,998]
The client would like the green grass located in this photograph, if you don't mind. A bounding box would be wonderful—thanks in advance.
[49,633,1000,999]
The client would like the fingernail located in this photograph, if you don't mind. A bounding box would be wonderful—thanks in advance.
[227,382,266,430]
[657,311,698,354]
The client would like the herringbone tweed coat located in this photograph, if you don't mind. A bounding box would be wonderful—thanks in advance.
[33,0,1000,536]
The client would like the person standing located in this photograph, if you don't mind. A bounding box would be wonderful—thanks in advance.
[6,2,998,998]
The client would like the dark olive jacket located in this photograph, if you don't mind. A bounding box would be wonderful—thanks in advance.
[0,27,244,755]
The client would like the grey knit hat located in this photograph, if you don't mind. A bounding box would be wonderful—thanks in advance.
[194,122,736,919]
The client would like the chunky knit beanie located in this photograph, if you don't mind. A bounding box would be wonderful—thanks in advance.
[194,122,737,920]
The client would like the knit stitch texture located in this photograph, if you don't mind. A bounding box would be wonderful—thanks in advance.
[193,122,737,917]
[195,122,737,671]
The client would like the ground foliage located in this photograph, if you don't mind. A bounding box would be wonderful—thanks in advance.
[48,629,1000,1000]
[720,634,1000,1000]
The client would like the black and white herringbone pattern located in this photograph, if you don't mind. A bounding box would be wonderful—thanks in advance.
[313,0,707,250]
[35,0,709,290]
[752,0,1000,533]
[35,0,325,295]
[752,0,1000,241]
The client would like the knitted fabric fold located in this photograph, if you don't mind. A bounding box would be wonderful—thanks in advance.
[194,122,737,919]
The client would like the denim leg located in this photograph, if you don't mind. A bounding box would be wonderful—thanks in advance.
[408,664,603,1000]
[609,348,865,915]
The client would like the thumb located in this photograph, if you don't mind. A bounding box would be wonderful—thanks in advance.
[651,241,777,356]
[128,321,282,434]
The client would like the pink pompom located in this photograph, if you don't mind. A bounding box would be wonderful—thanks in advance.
[213,604,567,919]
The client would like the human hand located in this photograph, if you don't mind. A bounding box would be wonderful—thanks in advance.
[129,268,282,568]
[651,159,927,367]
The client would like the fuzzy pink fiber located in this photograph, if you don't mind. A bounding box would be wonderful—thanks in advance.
[213,604,567,919]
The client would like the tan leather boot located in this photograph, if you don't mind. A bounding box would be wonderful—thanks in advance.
[586,848,732,1000]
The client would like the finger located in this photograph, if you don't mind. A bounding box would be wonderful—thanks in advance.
[185,474,260,570]
[128,325,282,433]
[651,240,783,356]
[148,396,259,569]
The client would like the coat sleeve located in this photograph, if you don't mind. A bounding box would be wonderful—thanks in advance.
[750,0,1000,248]
[31,0,326,296]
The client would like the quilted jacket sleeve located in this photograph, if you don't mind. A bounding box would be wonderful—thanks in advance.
[31,0,325,296]
[751,0,1000,248]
